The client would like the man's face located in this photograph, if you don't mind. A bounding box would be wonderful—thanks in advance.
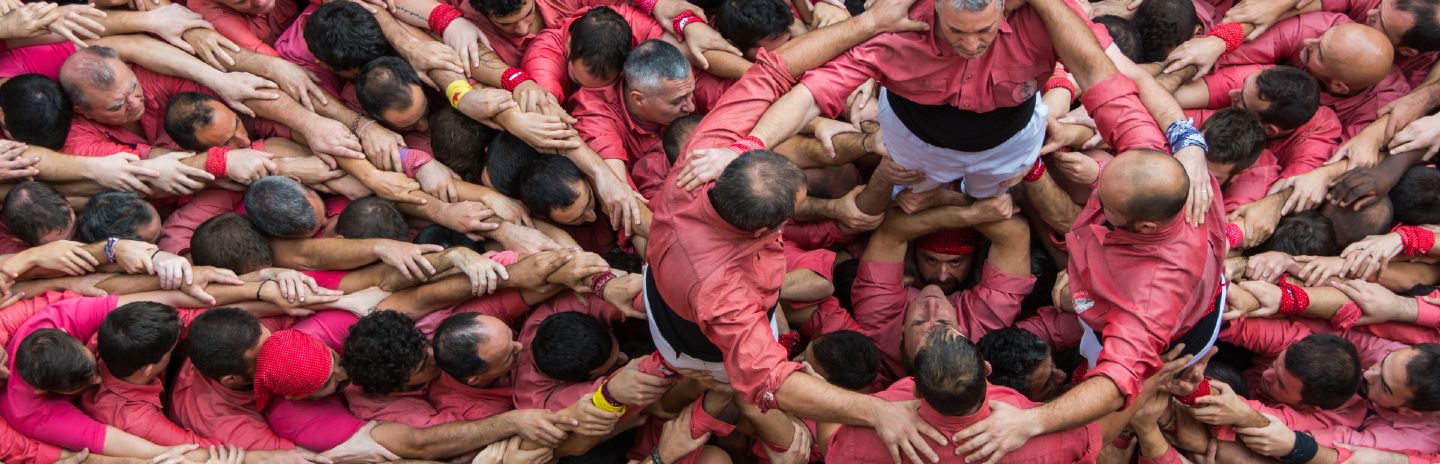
[935,0,1003,59]
[472,316,522,386]
[1024,355,1066,402]
[568,60,617,89]
[1229,72,1274,128]
[1207,160,1237,185]
[193,100,253,149]
[37,209,76,245]
[1368,0,1413,49]
[404,348,442,391]
[380,84,430,132]
[1299,35,1343,94]
[137,203,163,243]
[302,187,327,237]
[489,0,541,37]
[902,285,959,363]
[631,76,697,126]
[225,0,275,15]
[1261,349,1308,407]
[78,62,144,126]
[745,32,792,60]
[916,249,974,294]
[550,179,598,226]
[1361,348,1418,410]
[304,350,349,400]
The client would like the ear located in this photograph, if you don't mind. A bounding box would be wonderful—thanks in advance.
[627,88,645,107]
[218,374,249,390]
[1398,47,1420,58]
[983,360,992,377]
[1134,220,1162,234]
[1397,406,1424,418]
[1329,81,1351,96]
[465,375,485,387]
[1262,123,1284,138]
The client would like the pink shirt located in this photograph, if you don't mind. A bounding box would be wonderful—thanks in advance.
[0,42,76,80]
[0,291,79,464]
[442,0,619,67]
[158,189,244,255]
[521,4,664,100]
[646,48,803,409]
[80,366,222,447]
[798,0,1110,117]
[514,292,624,411]
[572,69,729,165]
[263,312,363,451]
[188,0,302,56]
[1215,318,1368,438]
[1,295,120,453]
[274,4,351,101]
[1201,65,1342,178]
[850,261,1035,382]
[1014,306,1084,352]
[63,67,216,158]
[169,359,297,449]
[343,386,448,428]
[828,378,1103,463]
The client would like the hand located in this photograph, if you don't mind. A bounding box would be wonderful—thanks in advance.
[607,360,676,406]
[299,117,366,162]
[363,169,425,204]
[563,399,622,437]
[150,444,201,464]
[1052,270,1073,312]
[511,80,559,115]
[676,147,739,191]
[55,449,90,464]
[211,72,280,118]
[1128,392,1172,430]
[399,40,464,88]
[1047,150,1101,185]
[504,249,570,289]
[459,88,521,130]
[258,282,341,315]
[497,111,579,152]
[953,401,1042,464]
[810,1,851,28]
[495,224,562,256]
[472,439,505,464]
[152,250,193,290]
[26,240,100,276]
[1227,200,1281,249]
[447,248,509,295]
[442,17,488,75]
[546,251,610,292]
[181,265,245,305]
[895,188,942,214]
[225,148,278,185]
[656,406,711,464]
[1327,131,1381,168]
[1385,113,1440,160]
[415,161,459,202]
[859,0,931,34]
[1225,280,1260,320]
[499,437,552,464]
[1332,279,1417,325]
[1326,167,1386,210]
[970,193,1020,223]
[112,240,160,275]
[147,5,216,56]
[830,187,884,233]
[479,191,532,227]
[45,4,105,47]
[1235,414,1293,458]
[434,201,501,238]
[1162,36,1225,77]
[1192,381,1259,427]
[844,78,879,125]
[0,140,40,181]
[1295,255,1346,286]
[259,268,321,304]
[1341,232,1404,280]
[1380,87,1440,140]
[596,173,643,237]
[274,156,345,186]
[0,2,60,40]
[1040,118,1096,154]
[326,286,391,318]
[764,418,814,464]
[1268,170,1327,215]
[264,59,329,111]
[1086,0,1137,18]
[204,445,244,464]
[373,241,444,280]
[601,273,644,319]
[1236,280,1281,319]
[680,24,742,70]
[1175,147,1212,225]
[1243,251,1294,283]
[1162,346,1216,397]
[508,408,578,447]
[136,152,214,195]
[874,156,925,186]
[812,118,860,158]
[357,121,407,171]
[1221,0,1295,38]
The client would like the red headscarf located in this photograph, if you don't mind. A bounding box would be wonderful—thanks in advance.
[253,329,333,410]
[916,228,979,256]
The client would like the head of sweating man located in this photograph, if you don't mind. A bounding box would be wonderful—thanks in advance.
[935,0,1005,59]
[1096,149,1190,234]
[59,46,145,127]
[1300,23,1394,96]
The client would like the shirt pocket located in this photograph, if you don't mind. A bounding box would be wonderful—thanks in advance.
[989,63,1044,107]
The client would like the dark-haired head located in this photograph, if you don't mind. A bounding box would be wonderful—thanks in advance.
[191,213,274,274]
[303,2,396,75]
[806,330,880,391]
[709,150,804,232]
[568,7,632,87]
[0,74,72,149]
[356,57,430,131]
[531,312,623,383]
[2,180,74,245]
[77,191,161,243]
[98,301,180,379]
[336,196,408,241]
[188,307,265,389]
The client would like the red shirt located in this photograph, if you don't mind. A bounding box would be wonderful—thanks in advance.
[0,42,75,80]
[1014,306,1083,352]
[1184,109,1283,212]
[850,261,1035,382]
[169,359,297,449]
[429,373,516,422]
[189,0,301,57]
[797,0,1110,117]
[443,0,620,67]
[631,150,671,201]
[513,292,624,411]
[828,378,1104,463]
[1064,169,1226,408]
[1082,74,1169,153]
[0,296,120,453]
[522,4,664,101]
[571,69,730,166]
[62,67,217,158]
[1201,65,1342,178]
[646,48,802,409]
[1214,318,1368,439]
[343,386,449,428]
[1215,12,1409,140]
[80,366,222,447]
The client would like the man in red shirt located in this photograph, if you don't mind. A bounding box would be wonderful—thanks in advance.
[521,5,665,100]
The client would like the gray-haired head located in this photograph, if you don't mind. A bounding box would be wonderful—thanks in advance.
[244,176,320,238]
[946,0,1000,12]
[623,39,692,95]
[58,46,122,108]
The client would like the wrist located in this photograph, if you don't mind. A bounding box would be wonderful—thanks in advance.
[1240,410,1269,429]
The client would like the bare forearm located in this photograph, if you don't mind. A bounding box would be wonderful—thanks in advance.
[1036,376,1125,434]
[750,87,821,149]
[270,238,384,270]
[97,34,221,83]
[378,414,519,459]
[1023,170,1082,234]
[774,371,883,426]
[30,146,103,183]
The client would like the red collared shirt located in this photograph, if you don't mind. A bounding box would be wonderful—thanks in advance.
[1065,173,1226,408]
[1184,109,1283,212]
[647,48,803,409]
[572,69,729,166]
[189,0,300,57]
[0,291,82,464]
[1,296,120,453]
[429,373,516,422]
[513,292,624,411]
[343,385,449,428]
[522,4,664,100]
[798,0,1110,117]
[1014,306,1084,352]
[1082,73,1169,153]
[1201,65,1342,178]
[170,359,298,450]
[443,0,619,67]
[828,378,1103,463]
[62,67,216,158]
[80,365,222,447]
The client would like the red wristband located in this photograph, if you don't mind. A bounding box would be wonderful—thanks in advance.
[428,4,463,36]
[590,271,617,297]
[1174,379,1213,406]
[1023,157,1046,182]
[777,332,802,355]
[1277,276,1310,316]
[1225,222,1244,249]
[500,67,533,92]
[1044,75,1076,103]
[632,0,658,15]
[205,146,229,178]
[671,10,705,41]
[1395,225,1435,256]
[401,148,434,178]
[728,136,765,153]
[1209,23,1245,54]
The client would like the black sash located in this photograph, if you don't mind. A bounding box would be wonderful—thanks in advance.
[886,91,1036,152]
[645,269,775,363]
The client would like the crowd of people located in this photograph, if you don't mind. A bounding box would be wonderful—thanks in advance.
[0,0,1437,460]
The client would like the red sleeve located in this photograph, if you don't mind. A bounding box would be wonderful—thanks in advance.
[682,48,796,157]
[1080,73,1167,153]
[1015,306,1084,351]
[796,297,860,339]
[1223,150,1280,213]
[849,261,909,377]
[158,189,243,255]
[264,397,366,452]
[955,262,1037,337]
[191,0,281,56]
[780,220,852,250]
[1139,447,1186,464]
[1203,65,1263,109]
[521,29,571,100]
[573,103,633,163]
[0,42,76,80]
[1277,109,1342,177]
[698,278,803,410]
[63,121,149,158]
[1217,317,1311,358]
[0,419,62,464]
[796,45,882,118]
[109,401,223,446]
[454,289,531,328]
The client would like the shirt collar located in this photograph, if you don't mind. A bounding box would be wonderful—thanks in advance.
[1097,214,1189,246]
[99,364,165,409]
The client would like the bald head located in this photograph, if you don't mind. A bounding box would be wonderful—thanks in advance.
[1324,24,1394,90]
[1098,149,1189,224]
[58,46,123,109]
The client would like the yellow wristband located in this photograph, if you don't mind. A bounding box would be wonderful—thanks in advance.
[446,80,474,109]
[591,382,627,414]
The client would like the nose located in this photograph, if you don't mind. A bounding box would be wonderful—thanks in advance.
[618,352,631,366]
[681,98,696,114]
[235,133,252,149]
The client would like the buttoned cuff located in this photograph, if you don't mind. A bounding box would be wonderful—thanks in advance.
[756,361,805,412]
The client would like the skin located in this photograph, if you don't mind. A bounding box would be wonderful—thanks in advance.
[485,0,543,38]
[378,84,431,132]
[1096,150,1189,234]
[1228,71,1291,139]
[900,285,961,365]
[1359,347,1419,412]
[461,315,525,388]
[548,179,598,226]
[915,250,975,295]
[625,76,697,127]
[1022,356,1066,402]
[1258,348,1306,407]
[191,99,255,149]
[217,325,271,391]
[64,55,146,127]
[566,60,615,89]
[934,0,1003,59]
[222,0,276,16]
[1299,24,1392,96]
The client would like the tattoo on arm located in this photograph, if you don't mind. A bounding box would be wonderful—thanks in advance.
[398,5,426,20]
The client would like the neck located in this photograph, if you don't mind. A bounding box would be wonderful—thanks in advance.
[120,370,156,386]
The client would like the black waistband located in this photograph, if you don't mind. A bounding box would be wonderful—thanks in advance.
[646,269,774,363]
[886,91,1036,152]
[1090,288,1225,358]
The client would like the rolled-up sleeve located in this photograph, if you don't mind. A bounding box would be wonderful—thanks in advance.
[698,280,801,410]
[1080,73,1166,153]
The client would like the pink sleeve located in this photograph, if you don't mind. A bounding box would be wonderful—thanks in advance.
[300,270,348,290]
[1080,73,1167,153]
[1223,151,1281,213]
[63,122,148,158]
[0,42,76,80]
[0,381,107,453]
[683,48,797,156]
[780,220,853,250]
[797,297,860,339]
[191,0,281,56]
[1277,111,1341,178]
[1218,317,1310,358]
[1415,294,1440,330]
[1015,306,1084,351]
[849,261,909,375]
[699,279,803,410]
[109,401,223,447]
[454,289,532,327]
[0,419,63,464]
[573,103,633,163]
[521,30,570,100]
[1085,279,1190,408]
[797,46,881,118]
[158,189,243,254]
[1203,65,1262,109]
[264,396,366,452]
[291,310,359,352]
[956,262,1037,337]
[1323,423,1440,452]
